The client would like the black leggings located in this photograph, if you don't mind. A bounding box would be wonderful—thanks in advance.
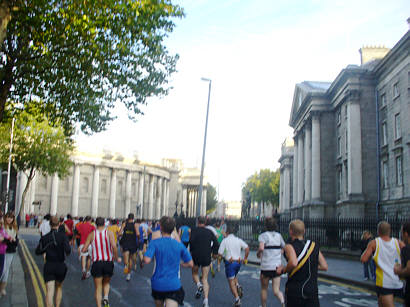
[286,295,319,307]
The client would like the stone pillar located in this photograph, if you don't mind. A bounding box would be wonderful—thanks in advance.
[109,169,117,218]
[347,100,363,195]
[284,166,291,210]
[91,166,100,218]
[182,187,187,215]
[311,114,321,200]
[138,172,144,218]
[297,133,304,203]
[16,171,28,214]
[156,177,162,219]
[304,124,312,201]
[161,178,166,216]
[292,136,299,205]
[29,174,37,213]
[148,175,154,219]
[165,180,169,216]
[201,188,207,216]
[50,173,59,215]
[71,164,80,216]
[125,171,132,217]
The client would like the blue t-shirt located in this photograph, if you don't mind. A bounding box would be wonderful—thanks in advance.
[145,237,192,291]
[180,225,190,243]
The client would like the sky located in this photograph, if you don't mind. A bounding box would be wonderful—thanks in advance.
[76,0,410,202]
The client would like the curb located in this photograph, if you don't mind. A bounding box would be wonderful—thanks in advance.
[11,251,29,307]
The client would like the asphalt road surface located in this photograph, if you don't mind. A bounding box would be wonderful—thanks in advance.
[21,234,403,307]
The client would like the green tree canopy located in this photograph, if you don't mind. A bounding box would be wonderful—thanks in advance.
[0,0,184,134]
[242,168,280,216]
[0,110,73,215]
[206,183,218,214]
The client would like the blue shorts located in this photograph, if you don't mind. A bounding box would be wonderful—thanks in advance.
[224,261,241,279]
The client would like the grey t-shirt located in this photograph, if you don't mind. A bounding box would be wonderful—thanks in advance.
[258,231,285,270]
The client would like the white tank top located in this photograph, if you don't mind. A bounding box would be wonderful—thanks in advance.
[373,237,403,289]
[92,229,113,262]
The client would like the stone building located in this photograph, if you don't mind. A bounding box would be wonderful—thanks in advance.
[14,150,207,219]
[279,30,410,218]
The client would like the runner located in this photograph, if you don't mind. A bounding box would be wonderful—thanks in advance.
[214,221,225,272]
[144,216,193,307]
[257,217,286,307]
[205,219,218,278]
[74,217,83,250]
[136,219,145,269]
[64,214,74,246]
[218,223,249,307]
[277,219,328,307]
[189,216,219,307]
[119,213,140,281]
[77,216,95,280]
[394,221,410,307]
[178,224,191,248]
[81,217,120,307]
[361,221,404,307]
[35,216,71,307]
[107,219,120,246]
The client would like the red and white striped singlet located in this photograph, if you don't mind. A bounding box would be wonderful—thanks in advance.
[92,229,113,262]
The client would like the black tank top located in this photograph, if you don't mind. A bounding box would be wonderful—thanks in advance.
[122,222,136,245]
[285,239,319,299]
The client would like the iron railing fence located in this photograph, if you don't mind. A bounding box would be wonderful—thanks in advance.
[173,216,408,251]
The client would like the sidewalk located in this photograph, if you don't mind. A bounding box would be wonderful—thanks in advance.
[247,250,377,291]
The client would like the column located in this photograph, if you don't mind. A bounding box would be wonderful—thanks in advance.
[161,178,166,216]
[182,187,187,215]
[148,175,154,219]
[50,173,59,215]
[311,114,321,200]
[284,166,291,210]
[91,166,100,218]
[193,190,198,217]
[304,125,312,201]
[109,169,117,218]
[71,164,80,216]
[138,172,144,218]
[29,174,37,213]
[201,188,207,216]
[279,169,284,211]
[165,180,169,216]
[297,133,304,203]
[292,136,299,205]
[16,171,28,214]
[156,177,162,219]
[125,171,132,217]
[347,101,363,195]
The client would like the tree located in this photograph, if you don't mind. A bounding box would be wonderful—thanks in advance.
[1,0,184,134]
[242,168,280,217]
[0,110,73,216]
[206,183,218,214]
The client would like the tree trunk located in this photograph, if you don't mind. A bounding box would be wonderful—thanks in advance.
[18,168,35,219]
[0,1,11,47]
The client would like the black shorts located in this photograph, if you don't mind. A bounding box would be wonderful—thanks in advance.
[192,256,211,267]
[91,261,114,278]
[261,270,280,279]
[286,295,319,307]
[375,286,403,297]
[144,239,148,245]
[76,238,81,247]
[43,262,67,283]
[152,287,185,305]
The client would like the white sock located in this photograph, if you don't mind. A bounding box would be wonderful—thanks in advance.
[103,295,108,300]
[197,282,202,288]
[203,298,208,304]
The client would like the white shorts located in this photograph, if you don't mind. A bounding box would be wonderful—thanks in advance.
[79,244,92,257]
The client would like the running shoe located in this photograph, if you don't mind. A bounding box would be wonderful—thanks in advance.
[237,284,243,298]
[126,273,131,281]
[195,285,203,299]
[102,298,110,307]
[203,301,209,307]
[233,298,241,306]
[86,271,91,279]
[81,271,87,280]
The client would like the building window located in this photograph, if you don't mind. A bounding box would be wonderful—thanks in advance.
[382,161,388,189]
[117,180,123,197]
[380,93,386,107]
[81,177,89,194]
[337,136,341,157]
[394,113,401,140]
[381,122,387,146]
[393,82,399,98]
[396,156,403,186]
[101,179,107,195]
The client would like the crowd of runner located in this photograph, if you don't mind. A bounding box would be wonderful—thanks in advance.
[32,213,410,307]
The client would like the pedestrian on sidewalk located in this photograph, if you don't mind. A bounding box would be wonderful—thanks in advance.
[0,212,19,296]
[394,222,410,307]
[0,214,11,282]
[277,219,328,307]
[81,217,120,307]
[360,230,376,281]
[35,216,71,307]
[257,217,286,307]
[144,216,193,307]
[218,223,249,307]
[361,221,404,307]
[189,216,219,307]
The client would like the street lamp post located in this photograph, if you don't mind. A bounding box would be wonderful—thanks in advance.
[196,78,212,217]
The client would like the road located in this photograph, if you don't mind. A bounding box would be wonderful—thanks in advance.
[20,233,403,307]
